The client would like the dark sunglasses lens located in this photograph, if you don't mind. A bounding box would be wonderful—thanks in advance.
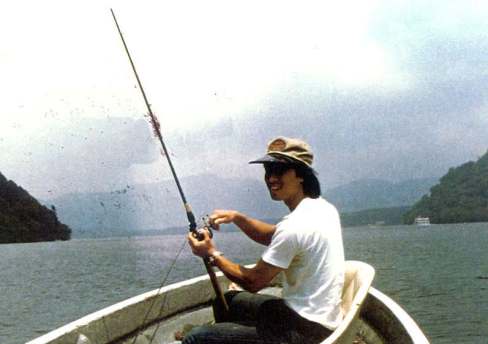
[264,164,288,176]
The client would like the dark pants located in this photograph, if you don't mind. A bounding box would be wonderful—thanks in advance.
[182,291,332,344]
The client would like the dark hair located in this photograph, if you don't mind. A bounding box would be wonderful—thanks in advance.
[293,164,321,198]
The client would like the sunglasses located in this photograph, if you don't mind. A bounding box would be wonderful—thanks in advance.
[264,163,292,177]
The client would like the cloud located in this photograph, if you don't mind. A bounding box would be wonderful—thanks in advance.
[147,6,488,188]
[2,117,158,198]
[2,0,487,199]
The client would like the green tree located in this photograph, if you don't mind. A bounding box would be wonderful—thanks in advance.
[404,150,488,224]
[0,171,71,244]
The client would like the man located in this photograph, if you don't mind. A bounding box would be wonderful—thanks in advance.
[185,136,345,344]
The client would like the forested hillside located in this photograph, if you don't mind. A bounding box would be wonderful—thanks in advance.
[0,172,71,243]
[404,150,488,224]
[341,206,410,227]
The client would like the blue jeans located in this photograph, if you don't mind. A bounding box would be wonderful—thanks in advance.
[182,291,332,344]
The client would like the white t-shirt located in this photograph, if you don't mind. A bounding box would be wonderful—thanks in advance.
[261,197,345,330]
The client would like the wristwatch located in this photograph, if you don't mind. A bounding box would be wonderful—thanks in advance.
[208,251,224,265]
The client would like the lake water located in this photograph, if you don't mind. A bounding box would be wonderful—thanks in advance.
[1,223,487,344]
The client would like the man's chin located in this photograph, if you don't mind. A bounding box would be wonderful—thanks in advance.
[268,190,281,200]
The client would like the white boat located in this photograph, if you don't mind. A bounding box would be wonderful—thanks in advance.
[414,217,431,226]
[26,261,429,344]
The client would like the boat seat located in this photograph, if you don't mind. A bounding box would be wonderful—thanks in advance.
[320,260,375,344]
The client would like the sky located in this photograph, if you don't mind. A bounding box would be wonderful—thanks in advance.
[1,0,487,200]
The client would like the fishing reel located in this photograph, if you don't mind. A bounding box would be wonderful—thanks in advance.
[190,215,214,241]
[202,215,214,238]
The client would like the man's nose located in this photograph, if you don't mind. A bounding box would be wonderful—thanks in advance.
[266,174,279,182]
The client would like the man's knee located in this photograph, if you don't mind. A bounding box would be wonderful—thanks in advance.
[213,290,242,323]
[181,324,213,344]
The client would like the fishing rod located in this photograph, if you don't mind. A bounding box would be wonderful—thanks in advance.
[110,8,229,315]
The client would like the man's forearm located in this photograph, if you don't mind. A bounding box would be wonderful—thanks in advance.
[233,213,276,245]
[211,255,264,293]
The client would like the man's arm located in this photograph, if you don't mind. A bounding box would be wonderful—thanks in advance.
[188,230,283,292]
[212,256,283,293]
[209,210,276,246]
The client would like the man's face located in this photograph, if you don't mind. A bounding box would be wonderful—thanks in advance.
[264,163,304,202]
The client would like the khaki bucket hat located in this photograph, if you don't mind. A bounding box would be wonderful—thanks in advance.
[249,136,314,171]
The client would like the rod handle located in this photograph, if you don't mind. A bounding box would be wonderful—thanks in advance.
[203,258,229,312]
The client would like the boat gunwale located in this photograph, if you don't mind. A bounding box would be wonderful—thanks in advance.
[26,263,429,344]
[25,272,228,344]
[363,288,429,344]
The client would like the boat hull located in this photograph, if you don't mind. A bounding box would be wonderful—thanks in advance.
[27,269,429,344]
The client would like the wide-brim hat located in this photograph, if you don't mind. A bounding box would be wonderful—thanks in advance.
[249,136,315,172]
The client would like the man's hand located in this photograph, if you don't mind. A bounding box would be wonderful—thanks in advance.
[208,209,275,246]
[187,228,217,258]
[208,210,240,230]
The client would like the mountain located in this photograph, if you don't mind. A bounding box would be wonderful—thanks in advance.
[404,150,488,224]
[324,178,438,212]
[47,174,436,236]
[340,206,411,227]
[47,175,287,236]
[0,172,71,243]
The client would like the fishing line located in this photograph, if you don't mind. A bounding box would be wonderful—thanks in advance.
[130,235,188,344]
[101,316,111,344]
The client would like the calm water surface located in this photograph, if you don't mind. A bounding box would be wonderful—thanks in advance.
[1,223,487,343]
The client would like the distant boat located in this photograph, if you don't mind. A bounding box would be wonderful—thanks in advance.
[414,217,431,226]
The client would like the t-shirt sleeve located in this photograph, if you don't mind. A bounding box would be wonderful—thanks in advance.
[261,224,297,269]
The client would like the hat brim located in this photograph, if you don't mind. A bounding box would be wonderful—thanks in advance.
[249,154,288,164]
[249,153,317,174]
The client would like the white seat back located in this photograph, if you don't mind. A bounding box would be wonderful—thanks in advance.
[321,260,375,344]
